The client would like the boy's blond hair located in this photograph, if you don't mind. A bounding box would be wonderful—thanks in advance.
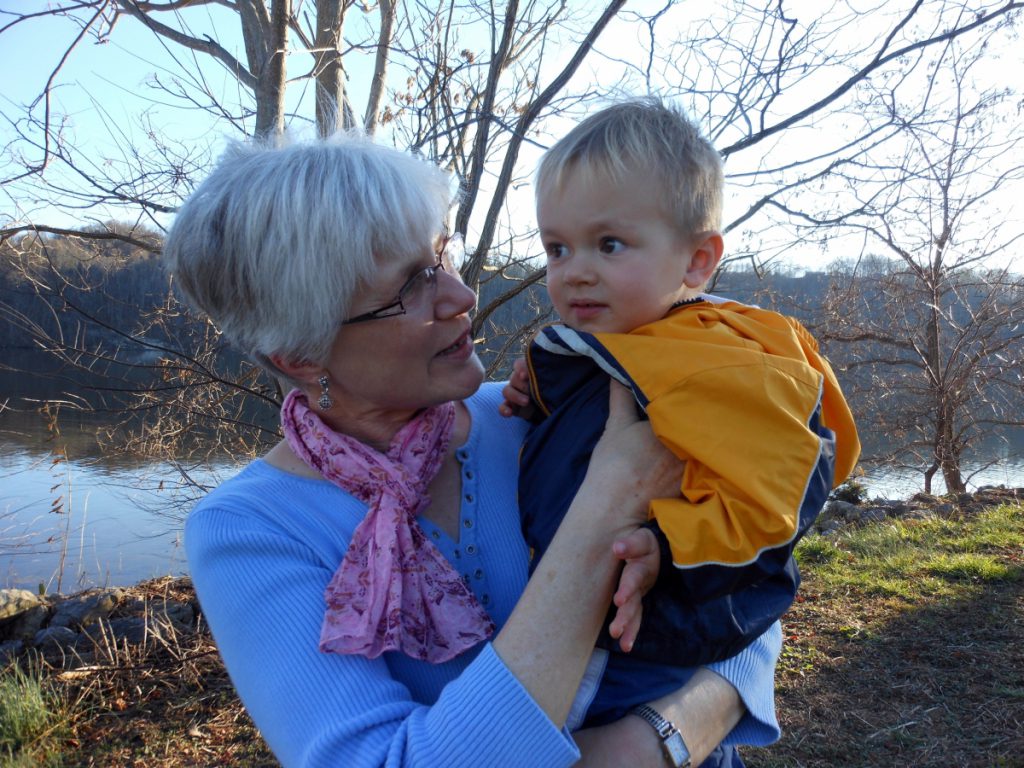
[537,98,723,239]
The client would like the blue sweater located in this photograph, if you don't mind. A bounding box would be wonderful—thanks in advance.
[186,383,781,768]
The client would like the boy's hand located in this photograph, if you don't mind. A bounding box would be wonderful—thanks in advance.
[608,526,660,653]
[498,357,535,419]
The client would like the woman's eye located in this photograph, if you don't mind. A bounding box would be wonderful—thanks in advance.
[599,237,625,255]
[545,243,569,260]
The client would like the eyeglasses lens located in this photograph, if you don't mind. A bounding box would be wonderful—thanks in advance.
[399,266,437,312]
[442,234,465,274]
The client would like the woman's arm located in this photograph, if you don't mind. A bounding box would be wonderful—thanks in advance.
[573,622,782,767]
[573,667,742,767]
[492,382,682,727]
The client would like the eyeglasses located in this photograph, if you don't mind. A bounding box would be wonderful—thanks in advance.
[342,234,465,325]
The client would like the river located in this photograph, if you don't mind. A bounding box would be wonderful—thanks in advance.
[0,403,236,592]
[2,357,1023,592]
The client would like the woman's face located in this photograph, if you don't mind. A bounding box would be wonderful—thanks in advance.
[321,236,484,433]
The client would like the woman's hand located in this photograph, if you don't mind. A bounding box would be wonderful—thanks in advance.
[583,382,682,533]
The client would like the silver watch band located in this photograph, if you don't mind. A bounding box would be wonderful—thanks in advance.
[630,704,692,768]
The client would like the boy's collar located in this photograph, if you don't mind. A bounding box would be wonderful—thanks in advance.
[668,296,706,312]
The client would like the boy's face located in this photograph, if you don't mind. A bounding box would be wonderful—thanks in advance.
[537,166,696,334]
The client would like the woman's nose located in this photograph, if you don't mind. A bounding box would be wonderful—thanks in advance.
[435,268,477,317]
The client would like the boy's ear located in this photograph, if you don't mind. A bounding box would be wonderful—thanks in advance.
[683,232,725,289]
[269,353,323,386]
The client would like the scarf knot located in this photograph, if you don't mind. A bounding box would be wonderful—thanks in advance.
[281,390,494,663]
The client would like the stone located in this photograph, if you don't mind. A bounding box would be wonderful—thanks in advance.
[0,639,24,664]
[818,520,843,536]
[0,589,46,621]
[49,589,123,630]
[34,625,80,652]
[826,500,860,521]
[89,617,149,645]
[860,507,889,524]
[150,598,194,627]
[1,605,50,643]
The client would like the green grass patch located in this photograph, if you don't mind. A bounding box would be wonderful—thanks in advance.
[748,502,1024,768]
[0,662,67,767]
[795,503,1024,602]
[925,552,1017,581]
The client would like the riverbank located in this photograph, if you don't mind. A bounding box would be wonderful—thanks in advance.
[2,489,1022,766]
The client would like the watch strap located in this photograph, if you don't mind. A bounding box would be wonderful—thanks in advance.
[631,704,692,768]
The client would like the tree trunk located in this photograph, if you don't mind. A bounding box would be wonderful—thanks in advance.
[363,0,395,135]
[256,0,290,138]
[315,0,352,136]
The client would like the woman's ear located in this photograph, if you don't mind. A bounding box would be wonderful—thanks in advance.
[269,354,323,386]
[683,232,725,289]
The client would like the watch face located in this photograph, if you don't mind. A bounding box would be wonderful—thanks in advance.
[665,732,690,766]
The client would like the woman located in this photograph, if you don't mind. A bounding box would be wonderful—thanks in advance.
[164,133,781,768]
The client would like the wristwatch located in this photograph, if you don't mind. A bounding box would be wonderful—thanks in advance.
[630,704,692,767]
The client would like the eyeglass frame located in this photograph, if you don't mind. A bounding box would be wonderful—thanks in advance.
[341,233,465,325]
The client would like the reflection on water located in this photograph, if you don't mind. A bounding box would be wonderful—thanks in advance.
[859,461,1024,499]
[2,349,1023,592]
[0,395,237,592]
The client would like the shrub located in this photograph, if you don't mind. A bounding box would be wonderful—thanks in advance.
[829,479,868,505]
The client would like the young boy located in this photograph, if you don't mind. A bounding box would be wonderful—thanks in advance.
[502,99,860,737]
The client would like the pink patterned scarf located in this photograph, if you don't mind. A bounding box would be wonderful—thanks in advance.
[280,389,494,663]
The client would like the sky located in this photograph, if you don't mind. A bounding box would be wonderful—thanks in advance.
[1,1,1021,274]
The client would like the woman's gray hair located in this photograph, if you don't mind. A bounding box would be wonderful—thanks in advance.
[537,97,723,236]
[164,132,455,372]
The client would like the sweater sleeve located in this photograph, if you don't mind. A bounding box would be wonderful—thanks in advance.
[186,503,579,768]
[708,620,783,748]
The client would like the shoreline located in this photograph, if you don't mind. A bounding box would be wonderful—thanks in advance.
[3,484,1020,663]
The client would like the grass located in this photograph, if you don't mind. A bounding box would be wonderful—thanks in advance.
[0,659,66,767]
[746,501,1024,768]
[2,504,1021,767]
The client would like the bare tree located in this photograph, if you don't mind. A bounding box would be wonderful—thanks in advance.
[816,42,1024,493]
[1,0,1021,468]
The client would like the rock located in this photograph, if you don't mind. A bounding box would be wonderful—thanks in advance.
[873,499,910,514]
[150,598,194,627]
[1,605,50,643]
[0,639,24,664]
[860,507,889,524]
[0,589,47,621]
[818,520,844,536]
[34,625,81,652]
[88,617,149,645]
[0,577,206,663]
[903,508,936,521]
[826,500,861,521]
[49,589,123,630]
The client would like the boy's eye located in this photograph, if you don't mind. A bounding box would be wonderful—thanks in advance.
[598,237,625,255]
[545,243,569,260]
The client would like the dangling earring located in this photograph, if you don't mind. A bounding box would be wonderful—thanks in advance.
[317,375,334,410]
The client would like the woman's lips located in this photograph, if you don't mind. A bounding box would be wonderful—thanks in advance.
[438,330,473,360]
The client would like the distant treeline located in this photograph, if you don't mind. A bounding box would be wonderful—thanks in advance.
[3,228,1020,431]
